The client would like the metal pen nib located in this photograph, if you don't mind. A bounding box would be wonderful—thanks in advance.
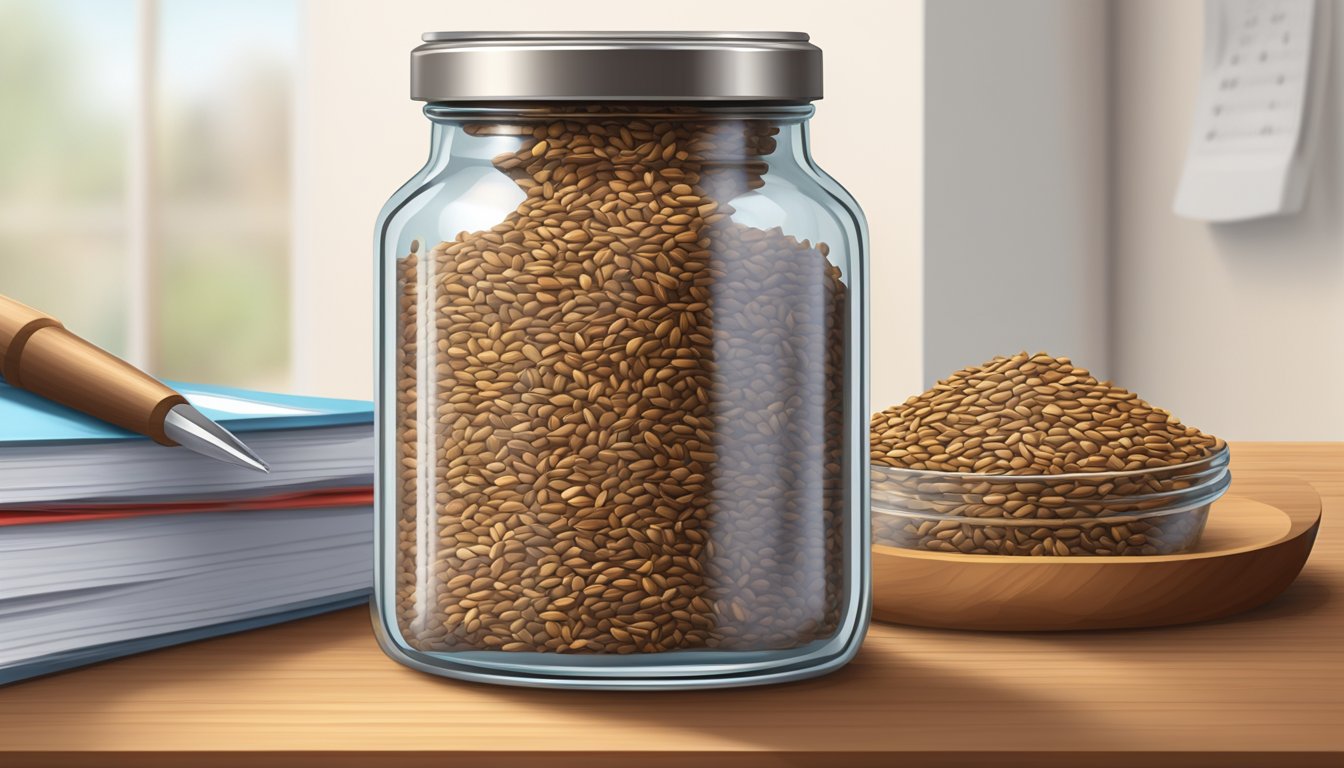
[162,403,270,473]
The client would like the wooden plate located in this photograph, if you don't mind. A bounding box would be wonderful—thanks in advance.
[871,474,1322,631]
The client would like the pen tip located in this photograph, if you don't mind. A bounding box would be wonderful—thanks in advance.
[162,403,271,473]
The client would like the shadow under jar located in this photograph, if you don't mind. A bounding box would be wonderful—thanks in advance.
[373,32,870,689]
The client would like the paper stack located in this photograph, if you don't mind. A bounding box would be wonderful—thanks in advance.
[0,382,373,684]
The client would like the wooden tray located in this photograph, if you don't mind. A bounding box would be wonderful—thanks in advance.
[871,474,1322,631]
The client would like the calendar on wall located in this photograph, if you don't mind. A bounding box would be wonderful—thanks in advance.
[1173,0,1331,222]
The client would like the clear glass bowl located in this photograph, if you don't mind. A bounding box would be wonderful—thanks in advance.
[871,447,1231,556]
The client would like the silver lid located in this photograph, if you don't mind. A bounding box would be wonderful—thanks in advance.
[410,32,822,103]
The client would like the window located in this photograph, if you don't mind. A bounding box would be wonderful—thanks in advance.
[0,0,297,390]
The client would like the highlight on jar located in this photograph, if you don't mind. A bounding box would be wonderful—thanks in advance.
[869,352,1230,557]
[374,32,869,689]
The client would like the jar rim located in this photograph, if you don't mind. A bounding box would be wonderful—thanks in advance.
[420,103,817,123]
[420,31,812,43]
[410,31,822,103]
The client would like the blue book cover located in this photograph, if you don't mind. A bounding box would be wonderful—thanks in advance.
[0,381,371,446]
[0,381,375,507]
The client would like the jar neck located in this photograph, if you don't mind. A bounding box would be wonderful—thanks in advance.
[421,103,814,172]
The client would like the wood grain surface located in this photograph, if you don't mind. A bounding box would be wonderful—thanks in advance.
[873,476,1322,630]
[0,443,1340,767]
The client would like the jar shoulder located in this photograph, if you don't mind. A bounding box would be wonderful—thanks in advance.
[375,131,868,268]
[802,161,868,229]
[792,157,870,246]
[725,156,868,264]
[376,157,531,258]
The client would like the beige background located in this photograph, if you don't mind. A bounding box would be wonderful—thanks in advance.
[291,1,925,414]
[1111,0,1344,440]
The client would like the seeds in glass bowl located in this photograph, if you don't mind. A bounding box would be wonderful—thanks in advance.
[869,352,1228,556]
[871,501,1219,556]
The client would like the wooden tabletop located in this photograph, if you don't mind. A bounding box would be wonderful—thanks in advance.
[2,443,1340,767]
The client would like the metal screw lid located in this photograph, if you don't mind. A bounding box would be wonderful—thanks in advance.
[410,31,822,103]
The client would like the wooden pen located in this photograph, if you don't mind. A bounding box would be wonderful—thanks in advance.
[0,294,268,472]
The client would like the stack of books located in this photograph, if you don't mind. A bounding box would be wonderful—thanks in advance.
[0,382,373,684]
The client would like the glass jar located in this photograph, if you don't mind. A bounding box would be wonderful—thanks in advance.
[373,32,870,689]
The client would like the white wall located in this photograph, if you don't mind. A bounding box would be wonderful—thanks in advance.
[1111,0,1344,440]
[923,0,1111,385]
[291,1,924,412]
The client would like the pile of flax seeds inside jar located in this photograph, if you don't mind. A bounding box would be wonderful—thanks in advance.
[396,108,848,654]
